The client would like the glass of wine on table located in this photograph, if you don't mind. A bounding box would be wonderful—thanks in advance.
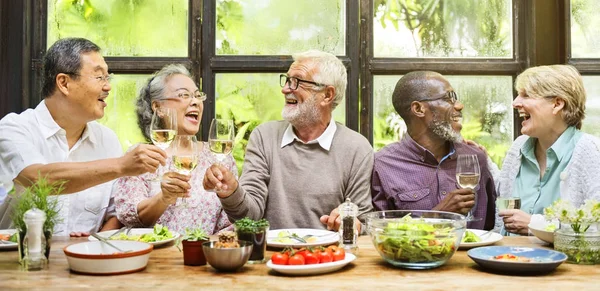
[150,107,177,181]
[456,154,481,222]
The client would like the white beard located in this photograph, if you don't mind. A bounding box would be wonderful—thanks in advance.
[428,111,463,142]
[282,93,321,128]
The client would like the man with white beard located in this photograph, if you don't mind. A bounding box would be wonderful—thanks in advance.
[203,50,373,232]
[371,71,497,230]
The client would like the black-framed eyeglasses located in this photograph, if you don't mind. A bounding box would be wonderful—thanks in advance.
[280,74,328,91]
[420,91,458,105]
[66,72,114,85]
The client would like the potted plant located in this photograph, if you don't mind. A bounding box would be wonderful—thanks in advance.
[234,217,269,264]
[545,199,600,264]
[177,228,210,266]
[10,175,63,263]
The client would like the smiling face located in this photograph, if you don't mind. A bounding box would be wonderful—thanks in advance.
[281,60,328,127]
[423,78,464,142]
[156,74,203,135]
[512,91,559,138]
[66,52,110,122]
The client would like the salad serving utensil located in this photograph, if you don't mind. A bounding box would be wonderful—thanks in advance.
[107,226,133,239]
[90,233,131,253]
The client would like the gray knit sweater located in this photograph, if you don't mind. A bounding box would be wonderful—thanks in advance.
[219,120,374,230]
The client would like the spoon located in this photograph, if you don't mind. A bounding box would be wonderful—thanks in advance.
[90,233,131,253]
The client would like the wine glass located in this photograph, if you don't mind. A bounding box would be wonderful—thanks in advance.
[171,135,198,206]
[455,154,481,222]
[208,118,235,165]
[150,107,177,180]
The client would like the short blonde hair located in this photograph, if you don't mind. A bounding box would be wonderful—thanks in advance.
[515,65,586,129]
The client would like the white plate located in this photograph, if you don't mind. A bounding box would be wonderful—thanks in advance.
[267,253,356,276]
[459,229,503,249]
[89,228,180,247]
[528,223,554,244]
[0,229,18,250]
[267,228,339,248]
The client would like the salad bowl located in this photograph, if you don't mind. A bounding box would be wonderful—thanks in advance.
[366,210,466,269]
[63,240,153,275]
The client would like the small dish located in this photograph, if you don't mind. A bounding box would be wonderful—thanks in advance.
[267,253,356,276]
[89,228,180,247]
[467,246,567,274]
[63,240,153,275]
[267,228,339,248]
[0,229,18,250]
[459,229,503,249]
[528,223,555,244]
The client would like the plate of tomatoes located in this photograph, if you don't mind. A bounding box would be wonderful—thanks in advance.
[266,245,356,276]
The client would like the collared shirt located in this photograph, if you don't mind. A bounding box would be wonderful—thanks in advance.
[0,100,122,235]
[515,126,582,215]
[371,134,497,230]
[281,117,337,151]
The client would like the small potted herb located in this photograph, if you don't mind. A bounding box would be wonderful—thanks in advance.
[10,175,63,263]
[177,228,210,266]
[234,218,269,263]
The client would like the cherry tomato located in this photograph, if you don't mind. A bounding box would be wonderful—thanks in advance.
[288,253,306,265]
[304,251,319,264]
[271,252,289,265]
[332,247,345,261]
[318,250,333,263]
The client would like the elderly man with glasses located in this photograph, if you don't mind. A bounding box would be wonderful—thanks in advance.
[0,38,167,236]
[371,71,497,230]
[203,50,374,233]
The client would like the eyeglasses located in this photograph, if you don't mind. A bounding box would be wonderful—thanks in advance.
[280,74,328,91]
[66,73,114,85]
[420,91,458,105]
[169,91,207,102]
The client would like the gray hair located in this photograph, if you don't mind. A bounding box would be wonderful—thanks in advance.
[136,64,192,141]
[42,38,101,98]
[292,50,347,109]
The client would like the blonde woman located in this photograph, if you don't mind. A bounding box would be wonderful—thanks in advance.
[496,65,600,235]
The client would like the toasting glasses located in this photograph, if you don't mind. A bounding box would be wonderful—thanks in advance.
[456,154,481,222]
[171,135,198,206]
[149,107,177,181]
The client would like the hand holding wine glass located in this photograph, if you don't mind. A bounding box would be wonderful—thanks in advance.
[149,107,177,180]
[456,154,481,221]
[171,135,198,206]
[208,118,234,165]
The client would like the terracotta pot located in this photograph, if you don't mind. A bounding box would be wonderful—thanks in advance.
[182,239,208,266]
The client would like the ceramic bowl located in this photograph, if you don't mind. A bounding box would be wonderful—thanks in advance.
[202,240,253,272]
[63,240,153,275]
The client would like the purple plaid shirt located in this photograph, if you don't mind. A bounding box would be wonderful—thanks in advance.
[371,134,497,230]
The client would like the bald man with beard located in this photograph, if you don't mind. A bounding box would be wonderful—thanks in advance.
[371,71,497,230]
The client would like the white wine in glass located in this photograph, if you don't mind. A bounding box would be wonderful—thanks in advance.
[208,118,235,164]
[456,154,481,221]
[171,135,198,206]
[496,197,521,210]
[149,107,177,180]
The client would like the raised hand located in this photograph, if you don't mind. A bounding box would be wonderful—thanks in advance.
[120,144,167,176]
[434,188,475,215]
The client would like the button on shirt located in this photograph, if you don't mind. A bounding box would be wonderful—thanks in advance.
[515,126,581,215]
[0,101,122,235]
[371,134,497,230]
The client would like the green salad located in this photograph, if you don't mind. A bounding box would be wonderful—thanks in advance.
[376,216,458,263]
[111,224,174,242]
[461,230,481,243]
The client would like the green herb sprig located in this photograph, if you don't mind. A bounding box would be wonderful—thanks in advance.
[234,217,269,234]
[10,175,64,234]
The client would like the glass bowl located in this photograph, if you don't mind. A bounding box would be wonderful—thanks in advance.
[366,210,466,269]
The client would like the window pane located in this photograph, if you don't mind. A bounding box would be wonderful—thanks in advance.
[216,0,345,55]
[216,73,346,171]
[571,0,600,58]
[374,0,512,58]
[373,75,513,167]
[48,0,188,57]
[97,75,149,151]
[582,76,600,136]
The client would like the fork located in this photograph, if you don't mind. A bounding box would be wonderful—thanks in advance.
[108,226,132,239]
[90,233,131,253]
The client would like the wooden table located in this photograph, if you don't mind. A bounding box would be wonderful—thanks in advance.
[0,235,597,290]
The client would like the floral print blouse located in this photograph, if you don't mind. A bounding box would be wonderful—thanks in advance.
[113,142,237,235]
